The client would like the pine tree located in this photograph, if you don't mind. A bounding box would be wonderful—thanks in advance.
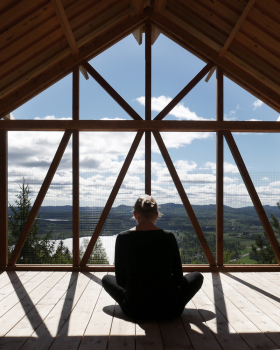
[80,237,109,264]
[8,179,49,264]
[8,179,55,264]
[250,201,280,264]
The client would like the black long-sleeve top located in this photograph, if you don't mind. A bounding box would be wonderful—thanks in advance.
[115,229,183,319]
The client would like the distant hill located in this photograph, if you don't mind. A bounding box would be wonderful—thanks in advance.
[8,203,280,238]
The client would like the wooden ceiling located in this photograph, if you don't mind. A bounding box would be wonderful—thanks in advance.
[1,0,280,118]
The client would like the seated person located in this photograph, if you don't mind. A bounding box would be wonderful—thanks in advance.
[102,195,203,320]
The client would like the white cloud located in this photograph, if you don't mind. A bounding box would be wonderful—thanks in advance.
[203,162,239,174]
[269,181,280,187]
[252,99,263,110]
[277,115,280,121]
[262,177,269,181]
[136,96,210,120]
[245,119,261,121]
[34,116,72,120]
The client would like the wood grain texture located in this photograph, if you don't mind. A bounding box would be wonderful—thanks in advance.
[72,66,80,266]
[216,67,223,267]
[82,61,143,121]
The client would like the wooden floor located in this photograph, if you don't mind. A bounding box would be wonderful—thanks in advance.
[1,271,280,350]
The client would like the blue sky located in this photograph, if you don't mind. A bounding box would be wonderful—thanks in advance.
[8,33,280,208]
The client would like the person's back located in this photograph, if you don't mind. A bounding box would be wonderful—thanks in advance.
[102,195,204,320]
[115,228,183,319]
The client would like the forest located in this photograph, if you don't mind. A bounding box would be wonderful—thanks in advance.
[8,183,280,264]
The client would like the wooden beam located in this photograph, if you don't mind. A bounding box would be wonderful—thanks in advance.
[204,0,256,82]
[82,61,143,121]
[8,131,72,266]
[72,67,79,267]
[219,0,256,57]
[79,66,89,80]
[2,120,280,132]
[224,131,280,264]
[151,25,161,45]
[145,20,152,122]
[145,131,151,195]
[154,62,214,120]
[0,12,148,118]
[80,131,144,266]
[154,0,167,13]
[153,131,216,266]
[216,67,224,267]
[0,130,8,267]
[130,0,144,15]
[50,0,79,55]
[132,25,143,45]
[145,20,152,195]
[149,12,280,113]
[2,264,280,272]
[205,66,216,82]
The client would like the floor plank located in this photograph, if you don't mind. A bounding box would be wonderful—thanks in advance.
[136,319,164,350]
[1,272,280,350]
[79,280,115,350]
[205,273,280,348]
[181,299,222,350]
[230,272,280,310]
[219,273,280,328]
[0,271,27,290]
[0,272,52,320]
[107,305,135,350]
[49,272,105,350]
[0,271,68,350]
[192,288,251,350]
[0,271,40,301]
[20,272,89,350]
[202,273,277,350]
[160,316,193,350]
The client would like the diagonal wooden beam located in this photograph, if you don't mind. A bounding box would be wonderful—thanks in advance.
[80,131,144,266]
[205,0,256,81]
[50,0,79,55]
[153,131,216,266]
[154,62,214,120]
[82,61,143,121]
[220,0,256,57]
[72,66,80,267]
[0,130,8,267]
[8,131,72,266]
[0,12,148,118]
[216,66,224,266]
[224,131,280,264]
[79,66,89,80]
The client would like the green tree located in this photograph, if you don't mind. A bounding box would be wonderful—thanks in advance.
[8,180,72,264]
[52,240,72,264]
[80,237,109,264]
[250,201,280,264]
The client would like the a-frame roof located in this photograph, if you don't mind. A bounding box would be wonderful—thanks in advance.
[1,0,280,118]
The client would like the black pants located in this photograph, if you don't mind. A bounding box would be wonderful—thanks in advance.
[102,272,203,319]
